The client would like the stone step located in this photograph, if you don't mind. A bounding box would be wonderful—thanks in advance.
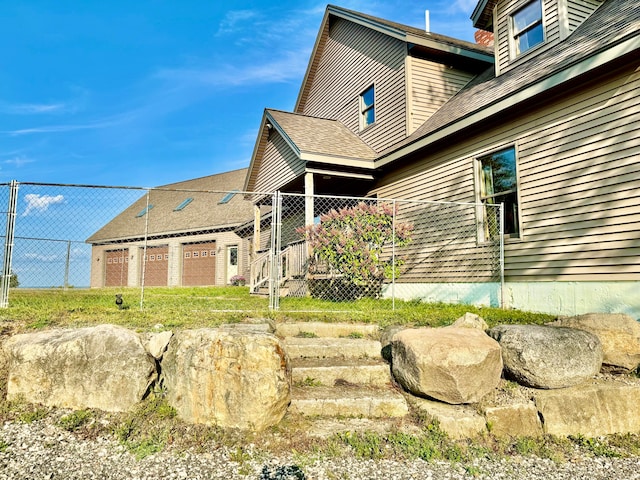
[284,337,382,360]
[289,385,409,418]
[293,362,392,387]
[276,322,380,339]
[280,415,422,439]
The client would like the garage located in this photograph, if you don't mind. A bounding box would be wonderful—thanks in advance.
[105,248,128,287]
[182,241,216,286]
[143,245,169,286]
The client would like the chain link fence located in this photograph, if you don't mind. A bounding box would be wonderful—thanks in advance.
[265,193,504,311]
[0,183,503,312]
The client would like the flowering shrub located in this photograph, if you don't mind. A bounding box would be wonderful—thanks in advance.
[230,275,246,286]
[297,202,413,299]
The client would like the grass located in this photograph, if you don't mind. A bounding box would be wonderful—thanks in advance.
[0,286,555,333]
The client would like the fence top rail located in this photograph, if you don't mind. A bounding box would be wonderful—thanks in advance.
[278,191,494,209]
[2,181,276,197]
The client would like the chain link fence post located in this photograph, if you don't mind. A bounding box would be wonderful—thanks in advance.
[1,180,19,308]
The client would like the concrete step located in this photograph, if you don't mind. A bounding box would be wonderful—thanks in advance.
[284,337,382,360]
[289,385,409,418]
[276,322,380,339]
[293,362,392,387]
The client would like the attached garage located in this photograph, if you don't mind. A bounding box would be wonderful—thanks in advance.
[143,245,168,286]
[105,249,128,287]
[182,241,216,286]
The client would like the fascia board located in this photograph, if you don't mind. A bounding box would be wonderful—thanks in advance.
[376,35,640,168]
[471,0,492,28]
[305,167,375,180]
[300,151,375,169]
[244,110,269,192]
[265,111,302,157]
[406,34,494,63]
[328,6,406,40]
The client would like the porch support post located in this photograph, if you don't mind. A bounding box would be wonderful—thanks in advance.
[253,204,261,254]
[304,172,314,226]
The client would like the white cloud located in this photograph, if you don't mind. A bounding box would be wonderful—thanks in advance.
[24,252,60,262]
[4,155,34,168]
[7,103,66,114]
[22,193,65,216]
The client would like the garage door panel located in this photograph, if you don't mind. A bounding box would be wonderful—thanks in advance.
[183,241,216,286]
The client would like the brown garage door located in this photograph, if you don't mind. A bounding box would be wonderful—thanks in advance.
[105,249,128,287]
[182,242,216,286]
[143,245,169,286]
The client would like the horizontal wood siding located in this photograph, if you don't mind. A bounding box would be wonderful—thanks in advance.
[300,18,407,152]
[567,0,602,32]
[252,132,305,193]
[495,0,561,75]
[408,58,475,134]
[373,63,640,283]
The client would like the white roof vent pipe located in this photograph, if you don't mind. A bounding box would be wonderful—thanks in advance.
[425,10,430,33]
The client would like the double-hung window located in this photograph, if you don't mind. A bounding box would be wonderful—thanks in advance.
[511,0,544,56]
[478,147,520,239]
[359,85,375,130]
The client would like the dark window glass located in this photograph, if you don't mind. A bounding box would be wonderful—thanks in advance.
[479,147,519,236]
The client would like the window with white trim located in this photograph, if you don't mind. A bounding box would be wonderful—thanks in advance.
[478,147,520,238]
[511,0,544,56]
[359,85,375,130]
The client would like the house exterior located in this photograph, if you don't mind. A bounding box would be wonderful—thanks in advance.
[245,1,640,318]
[87,168,253,288]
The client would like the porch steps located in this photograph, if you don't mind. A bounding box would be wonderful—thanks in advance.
[278,322,409,422]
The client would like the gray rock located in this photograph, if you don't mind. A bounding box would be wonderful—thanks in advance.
[391,327,503,404]
[548,313,640,373]
[488,324,602,389]
[3,324,156,412]
[161,328,291,432]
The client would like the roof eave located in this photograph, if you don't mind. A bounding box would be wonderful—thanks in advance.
[376,34,640,168]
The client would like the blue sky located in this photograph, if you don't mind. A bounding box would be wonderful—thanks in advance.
[1,0,479,188]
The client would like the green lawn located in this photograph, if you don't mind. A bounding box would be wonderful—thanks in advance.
[0,286,555,332]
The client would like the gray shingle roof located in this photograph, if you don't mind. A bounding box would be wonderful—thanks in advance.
[380,0,640,159]
[87,168,252,244]
[267,109,377,161]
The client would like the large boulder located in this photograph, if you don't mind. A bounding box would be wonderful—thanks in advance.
[3,324,156,412]
[534,383,640,436]
[391,327,503,404]
[547,313,640,373]
[488,324,602,389]
[161,327,291,432]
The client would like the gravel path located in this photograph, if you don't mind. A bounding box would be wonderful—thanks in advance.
[2,420,640,480]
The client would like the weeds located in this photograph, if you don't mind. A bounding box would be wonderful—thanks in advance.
[295,377,323,387]
[58,410,92,432]
[113,393,178,459]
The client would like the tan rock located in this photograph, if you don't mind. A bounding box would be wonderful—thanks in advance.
[391,327,502,404]
[147,330,173,360]
[3,325,156,412]
[162,328,291,432]
[534,383,640,436]
[450,313,489,331]
[484,403,542,438]
[411,397,486,439]
[548,313,640,373]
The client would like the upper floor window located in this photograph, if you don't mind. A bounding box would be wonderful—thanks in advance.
[478,147,520,238]
[359,85,375,130]
[511,0,544,56]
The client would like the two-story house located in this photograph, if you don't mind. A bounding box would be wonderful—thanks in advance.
[245,0,640,317]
